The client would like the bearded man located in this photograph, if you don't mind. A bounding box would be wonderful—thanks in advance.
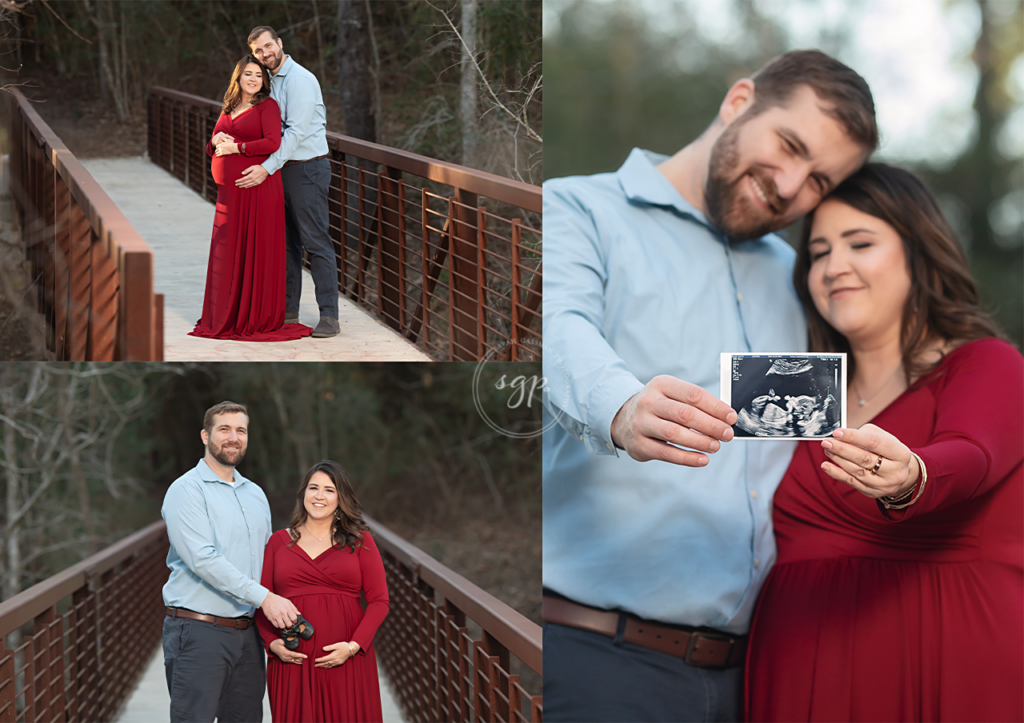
[541,50,878,721]
[161,401,300,722]
[231,25,339,338]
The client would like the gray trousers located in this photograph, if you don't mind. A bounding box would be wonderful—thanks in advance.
[543,621,743,722]
[281,157,339,319]
[162,616,265,723]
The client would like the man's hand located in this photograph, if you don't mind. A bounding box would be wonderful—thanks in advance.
[211,132,235,147]
[236,165,269,188]
[260,591,299,628]
[610,375,738,467]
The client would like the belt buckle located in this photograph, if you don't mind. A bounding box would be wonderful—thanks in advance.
[684,630,733,668]
[233,618,247,629]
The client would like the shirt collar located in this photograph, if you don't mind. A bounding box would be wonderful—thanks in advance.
[272,55,292,80]
[617,147,719,234]
[196,458,249,487]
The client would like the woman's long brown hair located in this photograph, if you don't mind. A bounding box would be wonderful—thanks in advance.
[793,162,1006,383]
[221,55,271,116]
[287,460,369,553]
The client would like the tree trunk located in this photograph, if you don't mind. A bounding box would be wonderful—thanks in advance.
[336,0,376,143]
[460,0,480,169]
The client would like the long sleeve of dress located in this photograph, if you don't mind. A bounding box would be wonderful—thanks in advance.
[240,99,282,157]
[255,531,283,652]
[206,114,230,157]
[884,338,1024,521]
[350,532,390,654]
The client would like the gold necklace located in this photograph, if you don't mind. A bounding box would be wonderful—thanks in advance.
[303,524,330,542]
[852,365,904,407]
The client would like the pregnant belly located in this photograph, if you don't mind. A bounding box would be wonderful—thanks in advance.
[211,153,269,186]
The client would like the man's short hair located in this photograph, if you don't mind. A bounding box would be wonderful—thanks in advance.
[247,26,280,46]
[204,401,249,434]
[748,49,878,152]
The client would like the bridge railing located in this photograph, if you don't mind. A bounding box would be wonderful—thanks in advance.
[367,517,542,723]
[147,86,541,362]
[0,522,168,723]
[3,88,164,361]
[0,518,541,723]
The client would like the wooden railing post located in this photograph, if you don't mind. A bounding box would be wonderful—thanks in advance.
[0,636,13,723]
[450,188,480,360]
[378,166,404,331]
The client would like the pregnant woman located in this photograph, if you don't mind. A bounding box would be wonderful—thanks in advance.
[745,163,1023,722]
[190,55,311,341]
[256,460,389,722]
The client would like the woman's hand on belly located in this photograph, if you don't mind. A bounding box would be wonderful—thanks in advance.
[314,640,360,668]
[269,638,307,665]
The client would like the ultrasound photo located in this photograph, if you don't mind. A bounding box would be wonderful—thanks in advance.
[720,353,847,440]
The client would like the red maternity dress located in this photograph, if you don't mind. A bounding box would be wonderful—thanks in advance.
[256,529,390,723]
[190,98,312,341]
[746,338,1024,722]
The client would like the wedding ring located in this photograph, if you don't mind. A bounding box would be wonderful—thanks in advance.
[870,455,883,474]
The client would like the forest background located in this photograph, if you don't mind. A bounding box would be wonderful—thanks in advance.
[0,362,543,635]
[5,0,542,181]
[545,0,1023,347]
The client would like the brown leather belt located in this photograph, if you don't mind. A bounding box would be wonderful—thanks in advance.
[283,153,329,167]
[543,595,746,668]
[166,606,254,630]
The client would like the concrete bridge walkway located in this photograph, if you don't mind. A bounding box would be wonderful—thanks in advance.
[82,157,430,361]
[116,646,406,722]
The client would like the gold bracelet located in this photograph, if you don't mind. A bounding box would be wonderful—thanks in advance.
[880,452,928,510]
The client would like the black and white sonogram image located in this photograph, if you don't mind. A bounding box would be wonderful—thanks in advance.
[720,353,846,440]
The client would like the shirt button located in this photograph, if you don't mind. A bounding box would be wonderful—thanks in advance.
[249,529,252,533]
[754,558,761,568]
[606,442,614,452]
[737,292,743,302]
[750,490,758,500]
[579,435,584,442]
[252,553,255,556]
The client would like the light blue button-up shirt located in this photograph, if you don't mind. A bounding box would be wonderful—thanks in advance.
[262,55,329,175]
[161,459,272,618]
[542,148,807,635]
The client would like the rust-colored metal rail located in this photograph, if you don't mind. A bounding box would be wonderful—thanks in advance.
[0,518,541,722]
[3,88,164,361]
[147,86,541,362]
[366,516,542,723]
[0,522,168,723]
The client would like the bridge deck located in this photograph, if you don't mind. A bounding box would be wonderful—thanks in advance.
[115,646,406,722]
[82,157,430,361]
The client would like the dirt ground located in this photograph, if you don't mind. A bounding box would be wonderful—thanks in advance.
[23,73,149,158]
[385,514,542,627]
[0,202,46,360]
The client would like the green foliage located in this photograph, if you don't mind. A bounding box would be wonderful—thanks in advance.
[544,0,1022,347]
[147,362,542,529]
[0,362,541,596]
[16,0,541,175]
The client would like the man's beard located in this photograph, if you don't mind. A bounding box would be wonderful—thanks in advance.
[704,119,790,242]
[210,440,245,467]
[264,48,283,72]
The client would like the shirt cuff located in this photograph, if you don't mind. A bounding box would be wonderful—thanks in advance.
[583,376,646,456]
[262,157,282,175]
[246,584,270,609]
